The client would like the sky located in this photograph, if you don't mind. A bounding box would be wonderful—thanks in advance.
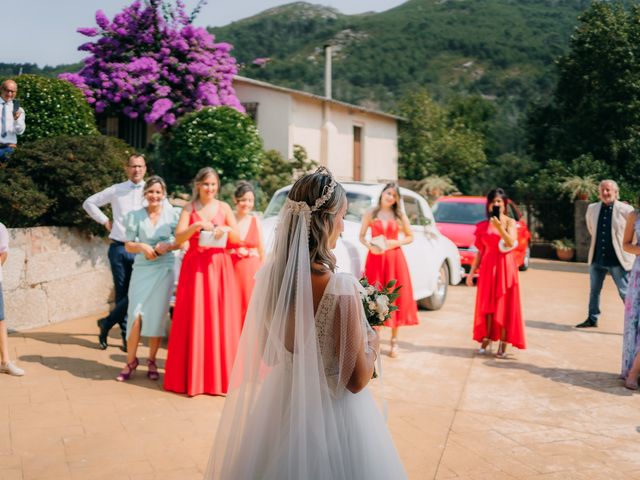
[2,0,406,67]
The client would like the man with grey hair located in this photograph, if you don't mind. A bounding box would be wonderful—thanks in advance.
[576,179,634,328]
[0,79,26,162]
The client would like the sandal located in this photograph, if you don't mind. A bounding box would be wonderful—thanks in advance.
[389,338,399,358]
[478,337,492,355]
[116,358,139,382]
[147,359,160,381]
[495,342,507,359]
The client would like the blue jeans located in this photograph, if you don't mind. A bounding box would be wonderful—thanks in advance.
[0,146,14,162]
[103,242,135,335]
[588,262,629,321]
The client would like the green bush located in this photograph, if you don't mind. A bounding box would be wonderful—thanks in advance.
[7,74,99,143]
[162,106,263,191]
[0,135,132,233]
[255,146,317,210]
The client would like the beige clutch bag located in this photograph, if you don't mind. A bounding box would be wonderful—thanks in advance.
[198,230,228,248]
[370,235,388,251]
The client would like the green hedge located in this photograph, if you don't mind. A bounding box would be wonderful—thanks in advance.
[9,74,98,143]
[0,135,132,233]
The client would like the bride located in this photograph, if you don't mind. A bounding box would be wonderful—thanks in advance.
[204,168,407,479]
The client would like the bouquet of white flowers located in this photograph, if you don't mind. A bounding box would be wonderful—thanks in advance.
[358,276,402,327]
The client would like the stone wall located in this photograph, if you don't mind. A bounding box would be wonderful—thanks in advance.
[3,227,113,330]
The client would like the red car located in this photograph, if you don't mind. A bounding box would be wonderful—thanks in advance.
[432,196,531,275]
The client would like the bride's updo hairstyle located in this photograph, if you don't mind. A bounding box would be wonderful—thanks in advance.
[288,167,346,272]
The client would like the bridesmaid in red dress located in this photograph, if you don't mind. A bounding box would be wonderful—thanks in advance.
[227,181,264,325]
[466,188,526,358]
[359,183,419,358]
[164,167,242,396]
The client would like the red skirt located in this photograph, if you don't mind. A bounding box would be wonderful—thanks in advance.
[364,247,419,328]
[164,248,242,396]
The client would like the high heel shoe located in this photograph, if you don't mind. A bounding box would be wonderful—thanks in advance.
[495,341,507,359]
[624,375,639,390]
[147,359,159,381]
[389,338,399,358]
[478,337,492,355]
[116,358,139,382]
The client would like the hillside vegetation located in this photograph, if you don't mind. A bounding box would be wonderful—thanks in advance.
[210,0,590,115]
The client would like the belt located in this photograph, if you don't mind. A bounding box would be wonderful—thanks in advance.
[0,144,16,148]
[110,240,126,245]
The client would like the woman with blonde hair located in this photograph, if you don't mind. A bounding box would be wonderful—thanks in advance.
[204,167,406,479]
[359,182,418,358]
[164,167,242,396]
[116,176,180,382]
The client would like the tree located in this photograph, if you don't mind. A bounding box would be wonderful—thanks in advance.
[8,74,98,144]
[60,0,242,130]
[162,107,263,190]
[527,1,640,194]
[398,90,487,193]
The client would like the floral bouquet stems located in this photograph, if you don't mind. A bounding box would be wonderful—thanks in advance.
[358,276,402,377]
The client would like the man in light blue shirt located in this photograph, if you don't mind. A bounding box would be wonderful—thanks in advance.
[0,80,26,162]
[83,154,147,350]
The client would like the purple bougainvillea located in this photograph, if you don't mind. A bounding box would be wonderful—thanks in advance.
[60,0,243,130]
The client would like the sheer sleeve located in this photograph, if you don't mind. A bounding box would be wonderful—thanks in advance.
[319,273,370,395]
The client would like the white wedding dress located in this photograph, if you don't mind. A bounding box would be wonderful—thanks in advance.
[204,195,407,480]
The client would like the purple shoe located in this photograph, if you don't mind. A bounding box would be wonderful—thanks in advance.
[116,358,139,382]
[147,359,160,381]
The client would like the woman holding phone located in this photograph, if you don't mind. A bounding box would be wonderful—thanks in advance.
[466,188,526,358]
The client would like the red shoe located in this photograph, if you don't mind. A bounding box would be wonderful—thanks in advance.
[116,358,139,382]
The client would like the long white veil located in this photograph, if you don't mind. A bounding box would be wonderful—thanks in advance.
[204,186,367,479]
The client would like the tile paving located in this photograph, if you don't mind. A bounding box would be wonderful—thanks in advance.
[1,259,639,479]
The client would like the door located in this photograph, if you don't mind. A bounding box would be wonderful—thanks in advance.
[401,193,438,299]
[353,126,362,181]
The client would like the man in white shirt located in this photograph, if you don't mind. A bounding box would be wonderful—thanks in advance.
[0,79,26,162]
[0,222,25,376]
[83,154,147,350]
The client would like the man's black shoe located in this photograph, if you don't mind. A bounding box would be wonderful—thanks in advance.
[575,318,598,328]
[120,332,128,353]
[97,318,108,349]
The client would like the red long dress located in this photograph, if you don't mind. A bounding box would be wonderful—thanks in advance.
[227,215,262,325]
[164,205,242,396]
[364,218,419,327]
[472,220,526,349]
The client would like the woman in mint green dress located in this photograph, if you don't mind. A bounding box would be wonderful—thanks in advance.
[116,176,181,382]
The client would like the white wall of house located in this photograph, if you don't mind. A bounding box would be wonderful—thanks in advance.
[233,82,292,159]
[234,77,399,182]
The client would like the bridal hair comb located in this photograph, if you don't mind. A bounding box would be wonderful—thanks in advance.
[284,167,337,215]
[311,167,336,212]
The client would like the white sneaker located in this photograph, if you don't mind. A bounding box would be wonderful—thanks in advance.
[0,361,25,376]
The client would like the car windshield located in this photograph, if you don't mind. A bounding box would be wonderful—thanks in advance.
[433,201,486,225]
[264,190,373,221]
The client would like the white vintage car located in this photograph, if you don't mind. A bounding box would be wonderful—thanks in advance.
[261,182,462,310]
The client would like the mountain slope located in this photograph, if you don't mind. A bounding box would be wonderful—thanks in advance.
[210,0,590,112]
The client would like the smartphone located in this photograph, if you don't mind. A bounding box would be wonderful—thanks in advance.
[491,205,501,218]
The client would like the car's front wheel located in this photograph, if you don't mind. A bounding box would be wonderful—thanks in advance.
[420,262,449,311]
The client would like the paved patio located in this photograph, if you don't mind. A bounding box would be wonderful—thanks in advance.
[1,259,639,480]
